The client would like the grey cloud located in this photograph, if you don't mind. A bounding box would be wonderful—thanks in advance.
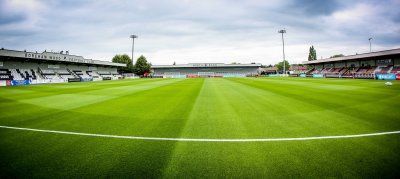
[290,0,341,16]
[0,0,399,64]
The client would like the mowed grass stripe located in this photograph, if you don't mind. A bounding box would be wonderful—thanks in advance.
[18,78,184,110]
[5,78,205,137]
[0,78,183,127]
[0,78,167,101]
[0,77,399,178]
[227,77,400,132]
[0,78,206,178]
[1,78,399,137]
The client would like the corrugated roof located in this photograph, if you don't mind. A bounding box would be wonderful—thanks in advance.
[0,49,126,67]
[302,48,400,65]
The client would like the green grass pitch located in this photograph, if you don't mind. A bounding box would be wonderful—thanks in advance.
[0,77,399,177]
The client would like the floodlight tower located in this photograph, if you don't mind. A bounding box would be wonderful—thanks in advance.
[130,35,138,62]
[278,29,287,75]
[368,37,373,52]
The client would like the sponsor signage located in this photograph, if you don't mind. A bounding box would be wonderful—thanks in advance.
[377,59,392,66]
[376,73,396,80]
[0,49,125,67]
[299,74,306,77]
[68,78,81,82]
[11,80,30,86]
[25,52,93,64]
[191,63,221,67]
[313,74,324,78]
[396,74,400,80]
[0,80,6,86]
[80,78,93,82]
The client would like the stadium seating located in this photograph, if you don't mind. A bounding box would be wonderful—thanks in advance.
[153,65,258,78]
[44,74,62,80]
[0,69,13,80]
[390,66,400,74]
[74,70,92,79]
[354,66,375,79]
[375,66,392,74]
[39,69,61,80]
[325,67,344,78]
[56,69,78,79]
[0,59,122,86]
[10,69,24,80]
[112,72,122,78]
[305,66,384,79]
[19,69,36,80]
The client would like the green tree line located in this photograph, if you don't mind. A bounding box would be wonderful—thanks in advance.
[112,54,151,76]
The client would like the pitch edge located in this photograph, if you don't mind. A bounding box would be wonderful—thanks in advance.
[1,125,399,142]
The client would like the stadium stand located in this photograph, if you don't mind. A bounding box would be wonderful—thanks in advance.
[152,63,261,78]
[288,65,308,76]
[390,66,400,74]
[375,66,392,74]
[0,48,126,86]
[354,66,375,79]
[324,67,345,78]
[303,48,400,80]
[0,69,13,80]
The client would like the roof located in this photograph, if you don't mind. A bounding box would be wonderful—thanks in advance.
[302,48,400,65]
[260,67,277,71]
[152,63,262,69]
[290,65,307,71]
[0,49,126,67]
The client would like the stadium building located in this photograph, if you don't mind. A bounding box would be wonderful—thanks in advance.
[0,48,126,86]
[303,48,400,80]
[152,63,261,78]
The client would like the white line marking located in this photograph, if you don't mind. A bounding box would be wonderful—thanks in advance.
[0,125,399,142]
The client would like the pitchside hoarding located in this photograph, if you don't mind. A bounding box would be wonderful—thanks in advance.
[11,80,30,86]
[376,73,396,80]
[0,80,7,86]
[68,78,81,82]
[313,74,324,78]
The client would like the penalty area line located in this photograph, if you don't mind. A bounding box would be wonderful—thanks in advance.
[0,125,400,142]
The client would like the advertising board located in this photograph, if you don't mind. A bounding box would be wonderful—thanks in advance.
[376,73,396,80]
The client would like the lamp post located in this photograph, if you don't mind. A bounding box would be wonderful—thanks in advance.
[278,29,287,75]
[368,37,373,52]
[130,35,138,62]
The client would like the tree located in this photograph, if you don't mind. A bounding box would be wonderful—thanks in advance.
[308,46,317,61]
[133,55,151,76]
[275,60,291,73]
[330,54,344,58]
[112,54,133,72]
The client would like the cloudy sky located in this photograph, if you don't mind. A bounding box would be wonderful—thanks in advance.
[1,0,399,65]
